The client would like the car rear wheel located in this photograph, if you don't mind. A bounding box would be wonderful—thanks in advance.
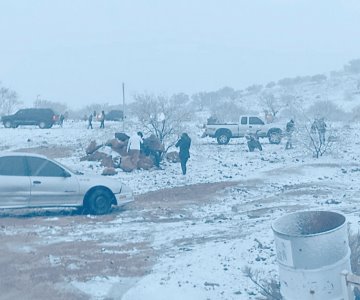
[39,121,48,129]
[4,121,13,128]
[84,188,113,215]
[216,130,231,145]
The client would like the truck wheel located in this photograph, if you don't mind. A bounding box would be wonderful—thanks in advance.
[217,133,230,145]
[268,129,282,144]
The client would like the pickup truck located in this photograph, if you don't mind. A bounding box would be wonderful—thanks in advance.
[203,116,283,145]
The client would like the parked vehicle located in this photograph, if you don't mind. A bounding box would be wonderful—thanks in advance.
[105,110,124,121]
[203,115,283,145]
[0,152,133,214]
[2,108,58,129]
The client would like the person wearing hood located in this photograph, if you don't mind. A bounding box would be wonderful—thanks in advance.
[175,133,191,175]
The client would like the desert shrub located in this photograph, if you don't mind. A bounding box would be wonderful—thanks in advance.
[210,101,245,123]
[243,266,282,299]
[306,100,348,122]
[311,74,327,83]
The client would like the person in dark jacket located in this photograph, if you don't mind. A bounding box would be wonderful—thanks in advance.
[87,113,93,129]
[143,134,164,168]
[175,133,191,175]
[99,110,105,129]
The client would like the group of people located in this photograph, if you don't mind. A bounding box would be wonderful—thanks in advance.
[284,117,327,150]
[126,131,192,175]
[87,111,105,129]
[246,116,327,152]
[311,117,327,145]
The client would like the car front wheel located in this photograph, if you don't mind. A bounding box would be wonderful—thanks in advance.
[84,188,113,215]
[268,130,282,144]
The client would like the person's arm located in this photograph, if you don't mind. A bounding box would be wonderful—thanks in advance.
[175,139,181,148]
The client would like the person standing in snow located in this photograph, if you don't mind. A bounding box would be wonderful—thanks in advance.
[317,117,327,145]
[175,133,191,175]
[127,131,143,166]
[285,119,295,149]
[87,113,93,129]
[99,110,105,129]
[311,117,327,145]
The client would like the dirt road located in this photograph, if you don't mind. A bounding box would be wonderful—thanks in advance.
[0,181,238,300]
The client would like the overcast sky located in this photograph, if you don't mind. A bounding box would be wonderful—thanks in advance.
[0,0,359,109]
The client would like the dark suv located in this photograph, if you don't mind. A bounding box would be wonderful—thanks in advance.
[2,108,58,129]
[105,110,124,121]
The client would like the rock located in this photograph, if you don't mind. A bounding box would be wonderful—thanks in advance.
[137,156,154,170]
[102,167,117,176]
[143,135,164,151]
[106,138,128,156]
[80,151,109,162]
[120,156,136,172]
[100,156,115,168]
[166,151,180,163]
[86,140,102,155]
[115,132,130,142]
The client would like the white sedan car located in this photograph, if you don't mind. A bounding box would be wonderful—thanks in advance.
[0,152,133,215]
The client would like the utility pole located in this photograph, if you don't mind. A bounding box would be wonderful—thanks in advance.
[122,82,125,132]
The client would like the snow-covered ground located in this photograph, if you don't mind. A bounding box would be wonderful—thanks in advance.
[1,120,360,299]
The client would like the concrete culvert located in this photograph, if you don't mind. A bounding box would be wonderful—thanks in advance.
[272,210,351,300]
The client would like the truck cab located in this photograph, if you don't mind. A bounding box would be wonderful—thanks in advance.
[204,115,282,145]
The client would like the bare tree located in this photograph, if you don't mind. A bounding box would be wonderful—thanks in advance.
[243,266,282,300]
[131,93,193,152]
[297,120,335,158]
[33,98,68,114]
[210,101,245,123]
[0,85,21,115]
[259,93,281,120]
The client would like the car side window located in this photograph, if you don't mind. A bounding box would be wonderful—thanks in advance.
[249,117,264,125]
[27,157,66,177]
[0,156,27,176]
[241,117,247,124]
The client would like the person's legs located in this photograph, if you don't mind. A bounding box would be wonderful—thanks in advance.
[154,151,161,167]
[133,150,140,166]
[180,158,188,175]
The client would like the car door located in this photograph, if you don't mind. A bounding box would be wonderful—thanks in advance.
[26,156,81,207]
[0,156,30,208]
[249,117,265,135]
[239,116,248,135]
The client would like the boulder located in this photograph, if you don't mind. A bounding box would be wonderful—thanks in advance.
[166,151,180,163]
[143,135,164,152]
[137,156,154,170]
[115,132,130,142]
[86,140,102,155]
[105,138,128,155]
[120,156,136,172]
[102,167,117,176]
[100,156,115,168]
[80,151,109,162]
